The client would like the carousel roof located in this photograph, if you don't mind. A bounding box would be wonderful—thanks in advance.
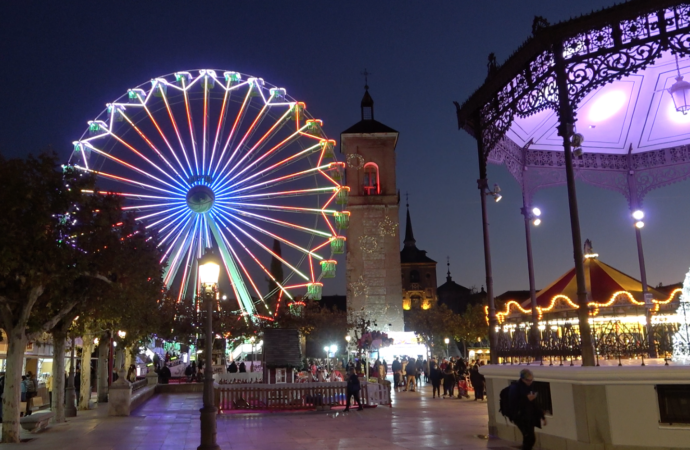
[530,256,664,308]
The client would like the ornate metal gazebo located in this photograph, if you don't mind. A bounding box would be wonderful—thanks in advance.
[455,0,690,365]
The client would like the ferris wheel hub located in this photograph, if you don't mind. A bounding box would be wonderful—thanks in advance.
[186,185,215,214]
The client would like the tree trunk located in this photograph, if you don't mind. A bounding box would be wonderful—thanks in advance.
[79,334,94,410]
[1,328,28,443]
[51,328,67,423]
[97,336,109,403]
[124,346,133,375]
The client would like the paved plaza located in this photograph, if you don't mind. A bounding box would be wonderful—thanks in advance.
[1,382,515,450]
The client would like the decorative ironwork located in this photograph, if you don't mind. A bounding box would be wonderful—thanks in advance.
[466,3,690,158]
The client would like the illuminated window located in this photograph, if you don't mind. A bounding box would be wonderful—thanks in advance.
[363,163,380,195]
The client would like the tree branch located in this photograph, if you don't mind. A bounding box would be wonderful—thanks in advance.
[33,301,79,338]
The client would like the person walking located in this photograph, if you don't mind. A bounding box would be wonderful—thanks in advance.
[24,371,37,416]
[344,367,363,411]
[510,369,546,450]
[404,357,416,392]
[469,363,485,400]
[392,357,402,391]
[442,365,455,398]
[429,358,442,398]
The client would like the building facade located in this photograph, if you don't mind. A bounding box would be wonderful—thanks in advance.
[341,87,404,332]
[400,203,437,310]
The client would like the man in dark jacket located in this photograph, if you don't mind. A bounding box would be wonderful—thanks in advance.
[509,369,546,450]
[404,357,417,392]
[344,368,363,411]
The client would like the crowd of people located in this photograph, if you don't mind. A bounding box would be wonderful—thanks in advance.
[390,356,487,400]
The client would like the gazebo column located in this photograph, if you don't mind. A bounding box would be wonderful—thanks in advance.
[520,191,540,354]
[554,42,596,367]
[474,112,498,364]
[627,165,656,358]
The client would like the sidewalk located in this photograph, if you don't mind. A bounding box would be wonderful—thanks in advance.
[1,382,515,450]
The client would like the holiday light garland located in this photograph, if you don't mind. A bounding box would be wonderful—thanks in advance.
[486,288,683,323]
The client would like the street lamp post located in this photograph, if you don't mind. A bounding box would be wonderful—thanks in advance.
[521,201,542,352]
[323,346,329,370]
[198,249,221,450]
[444,337,450,358]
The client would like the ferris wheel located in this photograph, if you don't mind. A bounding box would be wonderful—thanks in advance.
[69,69,350,319]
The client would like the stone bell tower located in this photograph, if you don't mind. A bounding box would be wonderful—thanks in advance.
[340,83,404,332]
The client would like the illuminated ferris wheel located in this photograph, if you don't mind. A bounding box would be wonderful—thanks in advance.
[69,70,350,319]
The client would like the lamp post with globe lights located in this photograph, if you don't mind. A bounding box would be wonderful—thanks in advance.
[345,336,351,363]
[521,202,543,350]
[198,249,221,450]
[631,209,656,357]
[444,337,450,358]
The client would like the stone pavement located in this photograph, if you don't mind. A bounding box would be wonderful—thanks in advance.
[1,382,516,450]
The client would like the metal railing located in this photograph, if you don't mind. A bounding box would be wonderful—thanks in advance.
[214,380,391,411]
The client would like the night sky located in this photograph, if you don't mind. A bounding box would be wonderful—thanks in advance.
[3,0,689,298]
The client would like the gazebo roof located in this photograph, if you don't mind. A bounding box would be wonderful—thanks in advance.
[455,0,690,206]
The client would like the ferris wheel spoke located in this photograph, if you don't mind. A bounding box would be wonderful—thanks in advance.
[74,165,184,196]
[211,88,252,179]
[215,201,336,216]
[207,216,257,314]
[216,209,324,260]
[157,211,194,247]
[100,119,188,189]
[160,87,195,178]
[220,162,330,196]
[221,217,310,281]
[122,201,185,211]
[212,214,294,302]
[219,107,293,185]
[81,142,186,193]
[223,186,338,202]
[214,100,269,182]
[135,204,188,221]
[148,209,192,233]
[139,100,192,181]
[208,77,233,179]
[214,204,332,237]
[180,78,200,176]
[218,118,303,190]
[117,109,190,189]
[177,235,198,302]
[162,216,197,286]
[82,190,176,201]
[207,217,263,304]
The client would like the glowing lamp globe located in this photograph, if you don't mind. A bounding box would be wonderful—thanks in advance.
[198,250,221,286]
[632,210,644,220]
[186,185,215,214]
[669,76,690,115]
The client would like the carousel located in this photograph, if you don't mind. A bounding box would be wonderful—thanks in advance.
[491,240,685,364]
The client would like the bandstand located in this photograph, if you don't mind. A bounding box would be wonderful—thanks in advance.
[455,1,690,448]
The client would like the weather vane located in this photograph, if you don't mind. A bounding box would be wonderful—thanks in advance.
[361,68,371,90]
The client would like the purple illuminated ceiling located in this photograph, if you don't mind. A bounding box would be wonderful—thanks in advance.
[508,51,690,155]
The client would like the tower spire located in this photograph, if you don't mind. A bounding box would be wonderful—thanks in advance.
[446,256,452,282]
[360,69,374,121]
[404,196,416,248]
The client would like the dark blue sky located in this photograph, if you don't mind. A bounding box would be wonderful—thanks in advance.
[3,0,689,297]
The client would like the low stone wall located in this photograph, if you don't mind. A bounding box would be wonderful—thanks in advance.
[481,363,690,450]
